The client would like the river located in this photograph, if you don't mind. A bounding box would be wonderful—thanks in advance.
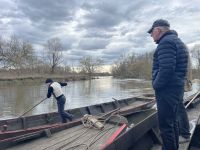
[0,76,199,120]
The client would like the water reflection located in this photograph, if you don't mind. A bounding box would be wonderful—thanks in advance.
[0,77,200,120]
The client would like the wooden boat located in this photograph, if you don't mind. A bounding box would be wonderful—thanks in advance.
[2,108,158,150]
[103,92,200,150]
[0,96,155,141]
[2,92,200,150]
[0,91,200,150]
[103,109,159,150]
[142,91,200,108]
[188,115,200,150]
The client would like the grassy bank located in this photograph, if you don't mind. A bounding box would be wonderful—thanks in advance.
[0,73,92,85]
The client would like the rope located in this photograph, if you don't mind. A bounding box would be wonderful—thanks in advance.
[57,114,126,150]
[42,127,91,150]
[59,126,115,150]
[87,126,115,148]
[85,115,126,149]
[43,113,126,150]
[55,127,93,150]
[62,143,89,150]
[37,126,85,149]
[81,115,104,129]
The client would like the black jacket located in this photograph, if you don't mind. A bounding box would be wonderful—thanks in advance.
[152,30,188,90]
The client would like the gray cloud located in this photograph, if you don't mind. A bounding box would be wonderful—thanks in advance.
[83,30,113,39]
[78,38,109,50]
[1,0,200,67]
[78,0,149,30]
[17,0,79,22]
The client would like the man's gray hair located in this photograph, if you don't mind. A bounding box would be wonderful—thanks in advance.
[157,26,170,33]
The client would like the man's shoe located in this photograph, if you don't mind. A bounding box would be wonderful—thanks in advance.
[62,120,67,123]
[179,136,190,144]
[69,114,74,121]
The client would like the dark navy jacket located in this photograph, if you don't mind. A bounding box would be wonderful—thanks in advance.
[152,30,188,91]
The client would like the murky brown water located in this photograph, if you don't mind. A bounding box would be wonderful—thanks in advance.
[0,77,199,120]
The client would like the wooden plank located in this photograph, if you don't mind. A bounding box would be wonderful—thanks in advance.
[151,97,200,150]
[7,124,120,150]
[7,125,84,150]
[179,119,199,150]
[0,99,154,141]
[0,96,152,132]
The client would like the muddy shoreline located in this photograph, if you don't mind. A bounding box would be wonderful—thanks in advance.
[0,75,94,85]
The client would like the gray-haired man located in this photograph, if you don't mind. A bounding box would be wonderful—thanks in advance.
[148,19,189,150]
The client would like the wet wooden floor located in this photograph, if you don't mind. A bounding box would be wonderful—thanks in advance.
[7,124,120,150]
[151,100,200,150]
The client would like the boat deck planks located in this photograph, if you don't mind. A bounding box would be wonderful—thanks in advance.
[151,99,200,150]
[121,101,146,109]
[179,103,200,150]
[119,100,154,114]
[7,124,120,150]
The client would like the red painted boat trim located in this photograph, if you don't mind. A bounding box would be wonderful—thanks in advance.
[100,123,127,150]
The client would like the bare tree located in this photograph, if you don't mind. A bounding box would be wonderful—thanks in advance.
[191,44,200,69]
[191,44,200,78]
[111,52,153,79]
[44,38,63,73]
[0,36,4,63]
[79,56,103,76]
[0,35,35,70]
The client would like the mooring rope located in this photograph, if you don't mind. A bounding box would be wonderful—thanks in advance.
[56,114,126,150]
[42,127,91,150]
[58,126,115,150]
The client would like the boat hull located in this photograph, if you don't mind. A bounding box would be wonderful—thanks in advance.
[0,97,155,141]
[1,109,158,150]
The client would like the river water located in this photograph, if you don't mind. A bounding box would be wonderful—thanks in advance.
[0,76,199,120]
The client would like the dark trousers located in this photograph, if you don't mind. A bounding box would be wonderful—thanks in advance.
[57,95,72,123]
[155,87,184,150]
[178,99,191,138]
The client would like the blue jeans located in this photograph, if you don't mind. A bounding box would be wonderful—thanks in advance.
[155,87,184,150]
[57,95,73,123]
[178,99,191,138]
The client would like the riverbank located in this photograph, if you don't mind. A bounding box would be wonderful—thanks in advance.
[0,74,95,85]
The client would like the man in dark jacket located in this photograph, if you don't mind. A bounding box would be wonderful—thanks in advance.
[169,30,191,144]
[45,78,73,123]
[148,19,189,150]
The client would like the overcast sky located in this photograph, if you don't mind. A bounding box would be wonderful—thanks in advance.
[1,0,200,66]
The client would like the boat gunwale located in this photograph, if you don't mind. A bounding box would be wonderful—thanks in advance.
[0,97,155,131]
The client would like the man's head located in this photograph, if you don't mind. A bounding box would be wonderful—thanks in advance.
[148,19,170,42]
[45,78,53,84]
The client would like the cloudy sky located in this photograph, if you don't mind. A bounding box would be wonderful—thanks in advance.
[1,0,200,66]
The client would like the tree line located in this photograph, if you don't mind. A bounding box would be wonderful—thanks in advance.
[190,44,200,79]
[1,35,200,79]
[0,35,103,77]
[111,52,153,79]
[112,45,200,80]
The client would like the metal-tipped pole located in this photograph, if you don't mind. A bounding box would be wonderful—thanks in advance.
[185,91,200,108]
[19,97,48,118]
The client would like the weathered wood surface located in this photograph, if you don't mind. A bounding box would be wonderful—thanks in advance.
[0,96,155,131]
[7,124,121,150]
[0,97,156,142]
[151,95,200,150]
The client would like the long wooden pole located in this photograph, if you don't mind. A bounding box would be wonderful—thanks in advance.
[19,98,48,118]
[185,91,200,108]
